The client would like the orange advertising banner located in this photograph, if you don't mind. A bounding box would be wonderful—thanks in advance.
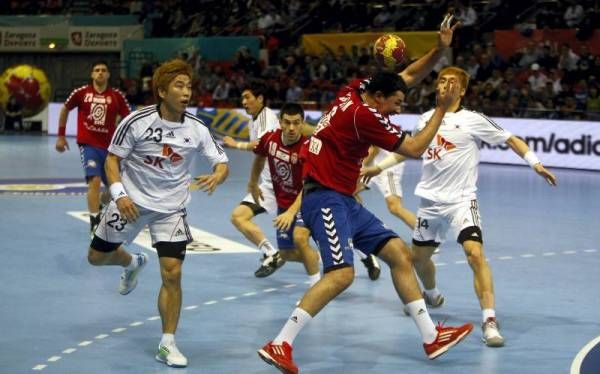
[302,31,438,60]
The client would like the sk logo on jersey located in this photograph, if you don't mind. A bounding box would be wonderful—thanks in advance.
[162,144,183,164]
[143,145,184,169]
[426,134,456,160]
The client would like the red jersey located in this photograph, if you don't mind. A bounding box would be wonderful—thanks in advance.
[254,129,306,209]
[65,85,130,149]
[303,79,406,195]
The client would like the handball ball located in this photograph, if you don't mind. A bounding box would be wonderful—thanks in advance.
[373,34,407,70]
[0,64,51,117]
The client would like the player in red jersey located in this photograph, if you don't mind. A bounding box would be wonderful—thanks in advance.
[249,103,320,286]
[259,15,474,374]
[55,61,131,235]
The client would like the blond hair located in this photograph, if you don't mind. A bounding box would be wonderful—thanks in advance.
[437,66,470,90]
[152,59,194,104]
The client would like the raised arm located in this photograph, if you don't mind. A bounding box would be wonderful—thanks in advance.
[395,80,459,158]
[399,14,459,88]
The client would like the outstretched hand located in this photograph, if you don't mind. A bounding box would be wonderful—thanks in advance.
[191,174,221,194]
[222,136,237,148]
[438,14,460,49]
[534,164,557,186]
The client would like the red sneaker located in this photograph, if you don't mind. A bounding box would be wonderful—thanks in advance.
[258,341,299,374]
[423,322,474,359]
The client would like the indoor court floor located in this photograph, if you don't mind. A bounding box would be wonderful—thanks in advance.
[1,134,599,374]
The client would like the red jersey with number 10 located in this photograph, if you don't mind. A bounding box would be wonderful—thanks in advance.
[302,79,406,195]
[254,129,306,209]
[65,85,131,149]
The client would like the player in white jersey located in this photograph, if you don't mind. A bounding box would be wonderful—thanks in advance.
[361,145,416,230]
[87,59,229,368]
[367,66,557,348]
[222,81,288,277]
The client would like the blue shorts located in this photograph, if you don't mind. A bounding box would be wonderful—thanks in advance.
[301,189,397,271]
[276,208,306,250]
[78,144,108,186]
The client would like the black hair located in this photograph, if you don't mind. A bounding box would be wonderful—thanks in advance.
[280,102,304,119]
[242,80,268,102]
[91,60,109,72]
[364,70,408,97]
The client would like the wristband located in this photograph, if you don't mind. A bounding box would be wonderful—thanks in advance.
[110,182,128,201]
[58,127,66,136]
[523,151,540,168]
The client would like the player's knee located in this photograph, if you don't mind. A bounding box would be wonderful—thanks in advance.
[464,245,485,267]
[87,248,106,266]
[293,231,310,249]
[326,266,355,290]
[160,266,182,285]
[88,176,102,188]
[230,208,249,229]
[411,247,430,265]
[396,244,414,267]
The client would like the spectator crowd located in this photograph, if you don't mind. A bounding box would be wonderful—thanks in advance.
[2,0,600,120]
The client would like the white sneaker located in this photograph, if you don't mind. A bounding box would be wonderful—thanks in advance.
[119,253,149,295]
[156,342,188,368]
[482,317,505,347]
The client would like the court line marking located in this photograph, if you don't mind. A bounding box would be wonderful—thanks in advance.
[570,335,600,374]
[32,248,598,371]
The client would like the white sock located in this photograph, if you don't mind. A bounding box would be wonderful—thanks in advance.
[258,239,277,257]
[482,308,496,322]
[405,299,437,344]
[273,308,312,345]
[160,333,175,346]
[126,253,138,270]
[354,249,367,260]
[307,273,321,286]
[424,287,441,300]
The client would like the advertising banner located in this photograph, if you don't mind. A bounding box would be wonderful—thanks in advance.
[46,105,600,171]
[0,27,40,51]
[68,27,120,51]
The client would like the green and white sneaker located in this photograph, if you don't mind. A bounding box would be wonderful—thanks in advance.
[156,342,188,368]
[119,253,148,295]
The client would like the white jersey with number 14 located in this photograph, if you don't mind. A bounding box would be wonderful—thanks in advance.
[414,108,512,204]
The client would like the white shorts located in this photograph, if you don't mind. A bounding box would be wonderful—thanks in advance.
[241,179,277,216]
[412,198,482,247]
[95,201,193,246]
[370,162,405,198]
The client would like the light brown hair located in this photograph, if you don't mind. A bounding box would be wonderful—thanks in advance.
[152,59,194,104]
